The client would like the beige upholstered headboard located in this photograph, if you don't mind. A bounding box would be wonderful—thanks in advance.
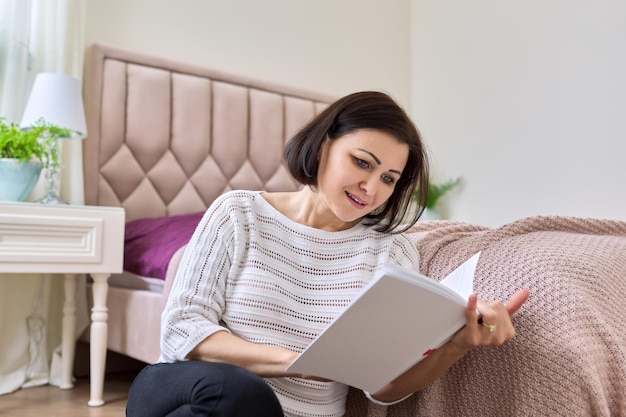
[83,44,334,221]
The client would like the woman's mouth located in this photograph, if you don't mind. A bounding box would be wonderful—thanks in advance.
[346,192,367,208]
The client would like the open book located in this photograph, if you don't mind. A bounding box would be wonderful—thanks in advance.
[286,252,481,393]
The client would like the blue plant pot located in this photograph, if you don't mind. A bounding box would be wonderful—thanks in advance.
[0,158,43,201]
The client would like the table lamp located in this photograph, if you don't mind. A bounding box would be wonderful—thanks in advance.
[20,72,87,204]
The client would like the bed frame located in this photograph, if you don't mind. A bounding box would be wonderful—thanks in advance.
[81,44,626,417]
[82,43,334,361]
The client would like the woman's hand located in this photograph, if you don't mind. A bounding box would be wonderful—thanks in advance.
[371,289,530,403]
[450,289,530,351]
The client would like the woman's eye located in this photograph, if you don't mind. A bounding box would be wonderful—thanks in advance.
[381,175,395,185]
[354,157,370,169]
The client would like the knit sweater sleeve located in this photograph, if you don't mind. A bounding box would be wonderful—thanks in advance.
[160,193,237,362]
[384,232,420,272]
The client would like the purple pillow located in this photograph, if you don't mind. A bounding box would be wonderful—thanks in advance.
[123,211,205,280]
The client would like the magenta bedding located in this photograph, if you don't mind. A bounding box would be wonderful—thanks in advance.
[123,211,204,280]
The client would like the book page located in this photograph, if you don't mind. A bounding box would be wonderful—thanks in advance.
[439,251,481,300]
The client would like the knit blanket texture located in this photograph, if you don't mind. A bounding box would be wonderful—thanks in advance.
[344,215,626,417]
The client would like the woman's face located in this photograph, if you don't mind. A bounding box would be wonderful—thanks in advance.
[316,128,409,226]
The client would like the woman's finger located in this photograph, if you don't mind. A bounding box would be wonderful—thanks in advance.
[505,289,530,316]
[465,294,479,327]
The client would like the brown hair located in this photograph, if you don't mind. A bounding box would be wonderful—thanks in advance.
[284,91,429,233]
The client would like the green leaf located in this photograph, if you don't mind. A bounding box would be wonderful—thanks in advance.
[0,118,68,167]
[423,177,462,209]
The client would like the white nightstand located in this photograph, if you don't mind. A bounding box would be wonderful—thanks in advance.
[0,202,125,407]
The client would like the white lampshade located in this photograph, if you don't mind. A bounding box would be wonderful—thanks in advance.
[20,72,87,139]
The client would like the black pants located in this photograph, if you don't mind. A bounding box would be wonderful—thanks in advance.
[126,361,284,417]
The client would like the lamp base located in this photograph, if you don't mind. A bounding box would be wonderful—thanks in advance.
[35,190,68,205]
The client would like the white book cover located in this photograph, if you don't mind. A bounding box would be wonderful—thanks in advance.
[286,252,481,393]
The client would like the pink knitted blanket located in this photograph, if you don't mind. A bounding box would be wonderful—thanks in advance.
[345,215,626,417]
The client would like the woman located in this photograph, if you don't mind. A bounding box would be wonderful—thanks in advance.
[126,91,529,417]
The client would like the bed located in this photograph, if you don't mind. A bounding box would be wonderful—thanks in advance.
[82,44,626,416]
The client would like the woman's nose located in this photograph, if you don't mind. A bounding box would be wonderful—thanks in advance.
[359,176,378,196]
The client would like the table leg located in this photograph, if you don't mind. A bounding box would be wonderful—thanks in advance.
[88,273,110,407]
[60,273,78,389]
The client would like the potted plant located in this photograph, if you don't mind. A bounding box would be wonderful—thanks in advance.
[414,177,462,220]
[0,118,68,201]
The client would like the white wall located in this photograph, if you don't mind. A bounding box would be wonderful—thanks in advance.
[411,0,626,226]
[84,0,626,227]
[83,0,412,108]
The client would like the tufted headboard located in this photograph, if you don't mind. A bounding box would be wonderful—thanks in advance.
[83,44,335,221]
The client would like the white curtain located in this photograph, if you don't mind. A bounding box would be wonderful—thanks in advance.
[0,0,88,395]
[0,1,31,123]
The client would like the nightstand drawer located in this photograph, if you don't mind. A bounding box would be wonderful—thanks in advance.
[0,202,124,274]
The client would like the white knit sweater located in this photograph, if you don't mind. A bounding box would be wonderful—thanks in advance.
[161,190,420,417]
